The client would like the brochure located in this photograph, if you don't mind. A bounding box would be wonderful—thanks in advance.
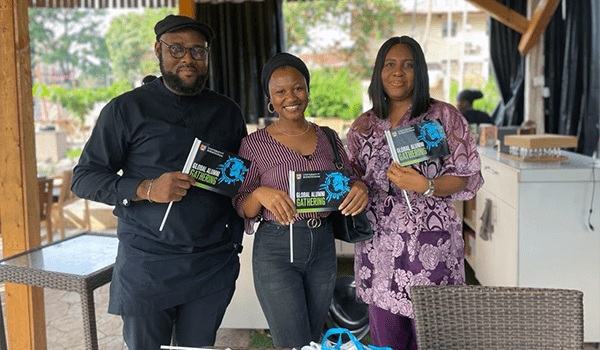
[159,138,250,231]
[384,119,450,166]
[184,139,251,197]
[289,169,351,213]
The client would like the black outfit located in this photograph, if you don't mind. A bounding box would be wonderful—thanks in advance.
[462,108,493,124]
[72,78,247,319]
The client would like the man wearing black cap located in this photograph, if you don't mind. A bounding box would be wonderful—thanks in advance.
[72,14,247,349]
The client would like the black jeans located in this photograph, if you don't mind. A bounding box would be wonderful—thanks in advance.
[253,219,337,348]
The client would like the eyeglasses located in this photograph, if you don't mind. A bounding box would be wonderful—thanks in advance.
[159,40,209,61]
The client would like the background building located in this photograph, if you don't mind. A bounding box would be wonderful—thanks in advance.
[394,0,491,101]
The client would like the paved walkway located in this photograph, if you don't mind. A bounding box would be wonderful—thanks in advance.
[42,284,252,349]
[0,228,253,350]
[1,282,252,349]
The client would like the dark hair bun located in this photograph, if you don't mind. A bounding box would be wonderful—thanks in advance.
[457,89,483,104]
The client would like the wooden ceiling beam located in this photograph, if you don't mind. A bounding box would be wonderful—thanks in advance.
[465,0,529,34]
[518,0,561,55]
[180,0,196,17]
[28,0,179,8]
[466,0,562,56]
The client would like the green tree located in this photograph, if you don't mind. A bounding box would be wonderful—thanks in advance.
[32,80,132,125]
[284,0,403,79]
[28,8,111,85]
[305,68,362,120]
[104,8,177,83]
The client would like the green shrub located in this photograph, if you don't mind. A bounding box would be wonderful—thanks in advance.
[66,148,82,158]
[306,68,363,121]
[33,80,132,125]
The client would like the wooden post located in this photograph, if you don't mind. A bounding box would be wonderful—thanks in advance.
[0,1,47,349]
[524,0,546,133]
[179,0,196,18]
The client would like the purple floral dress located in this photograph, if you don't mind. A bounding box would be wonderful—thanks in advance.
[346,100,483,318]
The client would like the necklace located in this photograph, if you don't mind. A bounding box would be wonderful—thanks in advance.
[275,120,311,137]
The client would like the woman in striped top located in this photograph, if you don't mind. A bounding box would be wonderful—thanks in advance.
[233,53,369,348]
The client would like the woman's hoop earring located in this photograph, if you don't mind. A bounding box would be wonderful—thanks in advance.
[267,102,275,114]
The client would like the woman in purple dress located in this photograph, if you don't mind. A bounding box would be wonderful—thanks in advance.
[346,36,484,349]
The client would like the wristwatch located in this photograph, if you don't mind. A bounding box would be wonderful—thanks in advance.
[423,178,435,197]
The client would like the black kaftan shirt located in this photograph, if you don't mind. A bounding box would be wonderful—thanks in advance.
[72,78,247,315]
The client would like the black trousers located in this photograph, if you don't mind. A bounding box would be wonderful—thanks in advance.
[121,285,236,350]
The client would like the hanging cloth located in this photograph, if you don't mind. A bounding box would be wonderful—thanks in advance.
[479,198,494,241]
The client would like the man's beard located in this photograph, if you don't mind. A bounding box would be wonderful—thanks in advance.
[159,56,208,95]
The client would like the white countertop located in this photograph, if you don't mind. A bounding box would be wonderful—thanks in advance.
[478,146,600,182]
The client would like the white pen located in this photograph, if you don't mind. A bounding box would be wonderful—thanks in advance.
[159,201,173,231]
[159,138,202,231]
[402,189,413,212]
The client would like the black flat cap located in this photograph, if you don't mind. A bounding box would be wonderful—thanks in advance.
[154,15,215,44]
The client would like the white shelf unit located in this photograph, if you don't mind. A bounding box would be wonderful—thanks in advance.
[470,148,600,342]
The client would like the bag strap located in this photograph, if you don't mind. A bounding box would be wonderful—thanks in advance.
[320,126,344,170]
[322,328,363,350]
[321,328,394,350]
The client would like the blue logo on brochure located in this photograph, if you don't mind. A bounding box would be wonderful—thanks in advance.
[417,121,446,151]
[319,172,350,202]
[217,157,248,185]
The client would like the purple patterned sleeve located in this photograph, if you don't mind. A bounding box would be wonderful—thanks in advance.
[434,103,483,201]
